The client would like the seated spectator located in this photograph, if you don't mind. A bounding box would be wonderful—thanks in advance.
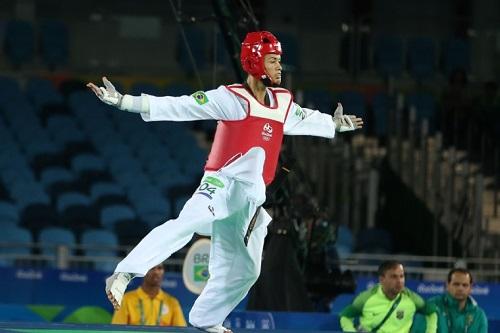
[111,264,186,326]
[427,268,487,333]
[339,260,437,332]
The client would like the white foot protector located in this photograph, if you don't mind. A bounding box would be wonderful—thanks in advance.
[105,272,134,310]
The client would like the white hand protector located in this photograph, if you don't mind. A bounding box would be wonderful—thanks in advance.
[333,103,361,132]
[96,77,123,108]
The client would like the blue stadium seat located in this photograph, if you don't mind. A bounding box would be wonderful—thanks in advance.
[274,32,300,71]
[130,82,161,96]
[335,225,354,259]
[100,204,137,230]
[3,20,35,67]
[80,229,119,272]
[337,91,366,119]
[100,204,149,246]
[372,92,391,136]
[90,182,127,209]
[39,166,77,197]
[374,35,404,77]
[406,92,437,133]
[329,294,355,315]
[302,89,334,113]
[0,226,33,266]
[443,37,470,75]
[132,195,171,228]
[0,76,23,104]
[407,37,436,80]
[26,77,64,109]
[56,192,97,230]
[70,153,109,186]
[40,167,74,189]
[164,83,193,97]
[0,201,19,226]
[176,26,206,74]
[38,227,76,267]
[173,194,192,217]
[40,20,69,69]
[356,228,393,254]
[46,115,86,146]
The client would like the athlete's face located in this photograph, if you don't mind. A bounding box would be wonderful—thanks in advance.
[380,264,405,299]
[264,54,282,85]
[447,272,472,302]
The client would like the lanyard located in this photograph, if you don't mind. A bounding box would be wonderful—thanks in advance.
[443,297,473,333]
[138,298,163,325]
[371,293,402,332]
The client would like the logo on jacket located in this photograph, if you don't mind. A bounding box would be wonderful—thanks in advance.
[262,123,273,141]
[396,310,404,320]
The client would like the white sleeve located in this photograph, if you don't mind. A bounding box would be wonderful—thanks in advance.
[284,103,336,138]
[140,85,246,122]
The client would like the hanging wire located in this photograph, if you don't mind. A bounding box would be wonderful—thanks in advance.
[238,0,260,29]
[168,0,205,90]
[212,25,218,88]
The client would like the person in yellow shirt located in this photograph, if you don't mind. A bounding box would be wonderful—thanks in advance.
[111,264,186,326]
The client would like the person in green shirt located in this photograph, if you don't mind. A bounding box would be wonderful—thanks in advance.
[427,268,488,333]
[339,260,437,332]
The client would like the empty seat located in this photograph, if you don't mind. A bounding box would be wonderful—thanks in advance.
[90,182,127,209]
[408,37,436,80]
[406,92,437,133]
[130,82,161,96]
[302,89,334,113]
[0,226,33,266]
[39,166,79,196]
[356,228,393,254]
[372,92,392,137]
[443,37,470,75]
[3,20,34,67]
[56,192,97,231]
[374,35,404,77]
[100,204,136,230]
[173,194,192,217]
[176,26,206,74]
[274,32,299,71]
[26,77,64,109]
[337,91,366,119]
[335,225,354,259]
[99,204,148,245]
[0,76,23,104]
[0,201,19,227]
[81,229,119,272]
[164,83,192,97]
[38,227,76,267]
[70,153,109,186]
[40,20,69,69]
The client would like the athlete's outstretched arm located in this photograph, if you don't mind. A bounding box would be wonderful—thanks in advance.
[87,77,241,122]
[284,102,363,138]
[87,77,149,113]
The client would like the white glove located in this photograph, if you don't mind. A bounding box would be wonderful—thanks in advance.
[333,103,360,132]
[90,77,123,108]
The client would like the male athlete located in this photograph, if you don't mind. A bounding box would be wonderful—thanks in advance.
[88,31,363,332]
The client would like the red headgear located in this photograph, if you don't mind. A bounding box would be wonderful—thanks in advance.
[240,31,282,79]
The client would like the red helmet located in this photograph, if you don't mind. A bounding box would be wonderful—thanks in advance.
[240,31,282,79]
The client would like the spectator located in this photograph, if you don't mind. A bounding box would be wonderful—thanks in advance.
[339,260,437,332]
[427,268,488,333]
[111,264,186,327]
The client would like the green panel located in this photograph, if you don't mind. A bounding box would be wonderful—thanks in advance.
[62,306,112,324]
[26,305,64,322]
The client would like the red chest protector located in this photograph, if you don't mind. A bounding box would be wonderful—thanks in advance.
[204,84,293,185]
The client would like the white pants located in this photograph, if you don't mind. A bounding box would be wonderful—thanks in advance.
[114,148,271,328]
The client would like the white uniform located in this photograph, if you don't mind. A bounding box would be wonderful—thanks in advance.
[114,85,336,328]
